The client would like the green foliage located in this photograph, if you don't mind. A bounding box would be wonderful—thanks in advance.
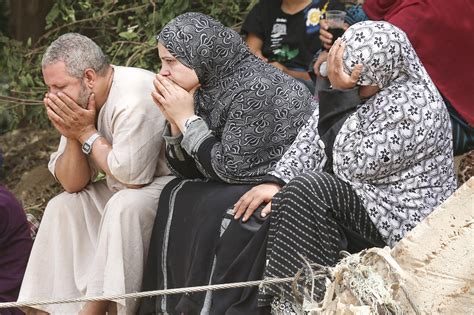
[0,0,256,133]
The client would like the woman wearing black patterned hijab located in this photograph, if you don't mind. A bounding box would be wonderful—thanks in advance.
[140,12,315,314]
[154,12,315,183]
[234,21,457,312]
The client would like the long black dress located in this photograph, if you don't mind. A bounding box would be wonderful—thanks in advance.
[139,12,315,314]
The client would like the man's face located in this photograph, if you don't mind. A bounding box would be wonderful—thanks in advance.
[157,43,199,92]
[42,61,90,108]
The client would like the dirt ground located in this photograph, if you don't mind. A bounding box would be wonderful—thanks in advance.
[0,126,62,220]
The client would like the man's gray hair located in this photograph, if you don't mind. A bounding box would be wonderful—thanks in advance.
[42,33,109,78]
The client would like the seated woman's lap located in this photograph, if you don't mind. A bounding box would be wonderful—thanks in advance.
[261,171,385,304]
[268,171,384,268]
[140,178,257,314]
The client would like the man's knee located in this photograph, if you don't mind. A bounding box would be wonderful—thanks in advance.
[104,188,158,220]
[43,192,77,220]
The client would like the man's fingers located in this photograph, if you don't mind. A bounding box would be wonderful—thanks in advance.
[46,106,65,125]
[46,97,68,118]
[56,92,82,112]
[86,93,96,112]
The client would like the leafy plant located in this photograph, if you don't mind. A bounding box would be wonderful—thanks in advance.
[0,0,257,133]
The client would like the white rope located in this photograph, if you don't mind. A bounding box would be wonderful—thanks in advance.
[0,277,294,309]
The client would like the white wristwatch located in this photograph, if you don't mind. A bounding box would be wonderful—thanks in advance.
[82,132,102,155]
[183,115,202,134]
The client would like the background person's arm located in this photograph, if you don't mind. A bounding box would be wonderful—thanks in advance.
[245,33,268,62]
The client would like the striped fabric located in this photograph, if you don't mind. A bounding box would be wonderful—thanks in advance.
[445,98,474,156]
[259,171,384,305]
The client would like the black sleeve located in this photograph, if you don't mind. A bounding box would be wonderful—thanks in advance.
[165,140,204,180]
[194,135,223,181]
[241,0,266,39]
[261,174,286,187]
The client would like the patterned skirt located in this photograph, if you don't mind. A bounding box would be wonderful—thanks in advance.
[258,171,386,306]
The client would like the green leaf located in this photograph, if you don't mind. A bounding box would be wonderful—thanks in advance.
[118,31,139,40]
[45,4,60,29]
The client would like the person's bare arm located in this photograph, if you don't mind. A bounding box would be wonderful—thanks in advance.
[47,92,144,190]
[53,139,91,193]
[247,34,310,80]
[78,134,145,189]
[45,94,91,192]
[269,61,311,80]
[245,33,268,62]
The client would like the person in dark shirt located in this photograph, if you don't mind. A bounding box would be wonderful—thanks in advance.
[242,0,343,82]
[315,0,474,155]
[0,151,33,315]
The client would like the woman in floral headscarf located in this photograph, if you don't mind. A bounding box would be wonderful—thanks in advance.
[234,20,457,312]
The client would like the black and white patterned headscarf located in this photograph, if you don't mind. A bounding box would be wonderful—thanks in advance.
[158,13,315,183]
[270,21,457,246]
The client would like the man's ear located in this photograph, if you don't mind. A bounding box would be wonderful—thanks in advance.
[84,68,96,88]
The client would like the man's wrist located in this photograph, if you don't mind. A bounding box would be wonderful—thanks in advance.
[81,132,102,155]
[78,128,98,145]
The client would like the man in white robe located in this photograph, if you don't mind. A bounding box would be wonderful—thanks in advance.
[18,33,173,315]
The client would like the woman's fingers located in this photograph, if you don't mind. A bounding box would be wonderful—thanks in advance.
[327,38,361,90]
[336,41,362,86]
[326,44,336,79]
[233,183,281,221]
[260,202,272,217]
[334,39,344,68]
[233,192,253,219]
[151,90,164,105]
[156,74,178,94]
[242,198,265,222]
[154,74,178,100]
[350,64,363,84]
[233,187,265,220]
[153,78,169,99]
